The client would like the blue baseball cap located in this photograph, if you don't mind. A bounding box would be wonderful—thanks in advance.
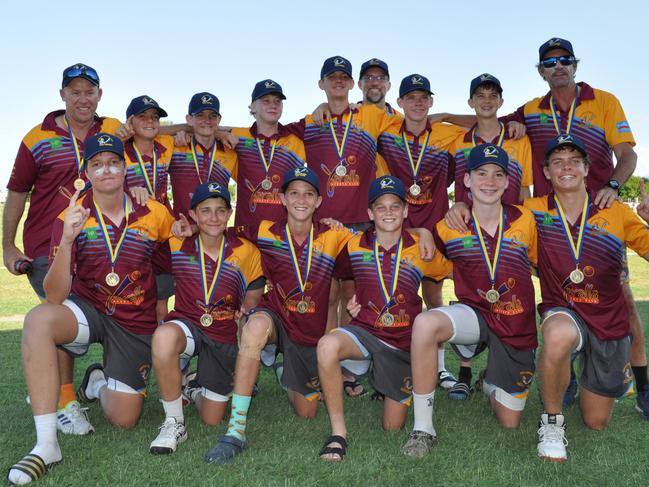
[544,134,587,159]
[468,144,509,173]
[126,95,168,119]
[469,73,503,97]
[539,37,575,61]
[281,166,320,195]
[399,74,434,98]
[188,92,220,116]
[62,63,100,88]
[368,176,407,205]
[84,133,124,161]
[251,79,286,102]
[320,56,353,79]
[359,58,389,78]
[190,182,231,209]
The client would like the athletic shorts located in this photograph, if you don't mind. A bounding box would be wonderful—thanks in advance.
[26,255,49,300]
[333,221,372,280]
[335,325,412,405]
[168,319,237,398]
[253,307,320,400]
[60,295,152,393]
[155,273,175,300]
[542,307,632,398]
[439,304,535,410]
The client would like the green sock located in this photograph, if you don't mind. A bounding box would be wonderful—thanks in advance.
[226,394,252,441]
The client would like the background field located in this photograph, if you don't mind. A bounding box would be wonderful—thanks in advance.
[1,204,648,486]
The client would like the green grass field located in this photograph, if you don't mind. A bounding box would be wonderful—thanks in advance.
[1,205,649,486]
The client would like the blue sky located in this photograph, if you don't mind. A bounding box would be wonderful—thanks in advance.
[2,0,648,187]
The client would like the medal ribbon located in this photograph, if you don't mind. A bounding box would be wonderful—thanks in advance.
[472,122,505,147]
[255,137,277,178]
[197,235,227,308]
[132,143,157,195]
[549,85,580,135]
[471,207,504,288]
[373,237,403,307]
[402,130,431,181]
[285,224,314,294]
[329,112,353,160]
[191,138,217,184]
[93,194,130,272]
[63,115,84,176]
[553,194,590,268]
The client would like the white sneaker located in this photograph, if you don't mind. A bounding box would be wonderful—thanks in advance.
[181,372,199,407]
[537,413,567,461]
[150,417,187,454]
[437,370,458,390]
[57,401,95,435]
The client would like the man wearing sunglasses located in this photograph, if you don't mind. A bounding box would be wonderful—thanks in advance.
[3,63,122,437]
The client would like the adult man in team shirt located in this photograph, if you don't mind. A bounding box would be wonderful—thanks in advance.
[148,182,264,455]
[3,63,121,436]
[316,176,451,461]
[402,145,538,458]
[7,134,178,485]
[525,135,649,461]
[357,58,394,113]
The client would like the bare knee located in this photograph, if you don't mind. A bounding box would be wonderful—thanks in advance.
[105,410,141,429]
[412,313,447,347]
[583,415,610,431]
[317,335,342,363]
[382,417,406,431]
[152,324,183,360]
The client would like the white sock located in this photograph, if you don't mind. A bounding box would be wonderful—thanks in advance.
[8,414,62,485]
[161,396,184,423]
[86,369,107,399]
[437,346,446,372]
[412,391,436,436]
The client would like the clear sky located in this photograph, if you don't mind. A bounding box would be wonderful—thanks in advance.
[2,0,648,187]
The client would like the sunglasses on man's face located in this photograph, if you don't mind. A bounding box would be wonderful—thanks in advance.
[541,55,576,68]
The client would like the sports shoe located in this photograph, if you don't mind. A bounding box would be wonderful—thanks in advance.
[182,372,199,407]
[537,413,567,462]
[401,430,437,458]
[437,370,458,390]
[204,435,247,464]
[562,365,578,409]
[57,400,95,435]
[635,386,649,421]
[150,417,188,454]
[448,381,471,401]
[77,363,104,403]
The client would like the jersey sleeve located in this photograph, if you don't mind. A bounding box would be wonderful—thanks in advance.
[524,208,538,266]
[240,238,264,285]
[601,91,636,147]
[154,204,176,242]
[361,104,399,139]
[518,136,534,187]
[100,117,123,134]
[416,234,452,281]
[7,141,38,192]
[621,203,649,256]
[334,244,353,280]
[234,222,260,243]
[284,119,306,140]
[500,105,526,126]
[375,153,390,177]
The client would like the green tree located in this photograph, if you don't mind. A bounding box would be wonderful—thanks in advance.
[619,175,645,201]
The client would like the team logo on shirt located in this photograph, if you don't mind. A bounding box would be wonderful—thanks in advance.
[333,58,346,67]
[201,94,214,105]
[411,75,423,86]
[94,270,145,315]
[483,145,499,158]
[97,134,114,146]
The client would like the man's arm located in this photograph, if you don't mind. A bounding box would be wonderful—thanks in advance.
[2,190,30,274]
[594,142,638,209]
[429,113,476,128]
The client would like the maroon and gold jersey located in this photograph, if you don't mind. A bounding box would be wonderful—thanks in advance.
[435,204,538,349]
[525,194,649,340]
[167,233,263,345]
[50,192,175,335]
[504,82,635,196]
[8,110,121,258]
[240,220,354,346]
[378,120,463,231]
[124,136,174,208]
[341,229,451,352]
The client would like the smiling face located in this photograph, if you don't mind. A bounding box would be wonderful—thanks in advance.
[397,90,433,124]
[60,78,102,126]
[359,66,391,105]
[85,151,126,193]
[468,85,503,118]
[538,48,577,89]
[543,146,589,193]
[280,180,322,223]
[319,71,355,99]
[368,193,407,233]
[250,94,283,124]
[189,196,232,239]
[131,108,161,141]
[186,109,221,140]
[464,163,509,205]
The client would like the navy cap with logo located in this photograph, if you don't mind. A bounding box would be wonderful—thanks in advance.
[468,144,509,173]
[190,182,232,209]
[188,92,220,116]
[251,79,286,102]
[469,73,503,97]
[62,63,100,88]
[126,95,168,119]
[368,176,407,205]
[539,37,575,61]
[84,133,124,161]
[544,134,587,159]
[321,56,353,79]
[399,74,434,98]
[359,58,389,78]
[281,166,320,195]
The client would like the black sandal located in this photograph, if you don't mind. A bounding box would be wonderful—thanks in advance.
[319,435,348,461]
[343,379,367,397]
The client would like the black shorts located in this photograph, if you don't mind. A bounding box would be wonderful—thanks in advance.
[61,295,152,393]
[155,273,175,300]
[26,255,49,300]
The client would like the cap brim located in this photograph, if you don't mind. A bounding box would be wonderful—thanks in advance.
[322,68,352,79]
[369,190,406,205]
[546,142,587,158]
[191,193,231,209]
[85,148,124,161]
[281,177,320,195]
[128,107,168,118]
[63,74,100,88]
[253,90,286,102]
[190,106,220,116]
[399,87,434,98]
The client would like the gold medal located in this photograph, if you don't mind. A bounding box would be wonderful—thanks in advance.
[105,272,120,287]
[570,268,584,284]
[296,300,309,314]
[381,313,395,326]
[200,313,214,327]
[485,288,500,304]
[409,183,421,196]
[261,178,273,190]
[73,178,85,191]
[335,165,347,177]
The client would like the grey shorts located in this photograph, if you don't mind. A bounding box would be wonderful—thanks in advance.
[26,255,49,299]
[155,273,175,300]
[60,295,152,393]
[542,307,632,398]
